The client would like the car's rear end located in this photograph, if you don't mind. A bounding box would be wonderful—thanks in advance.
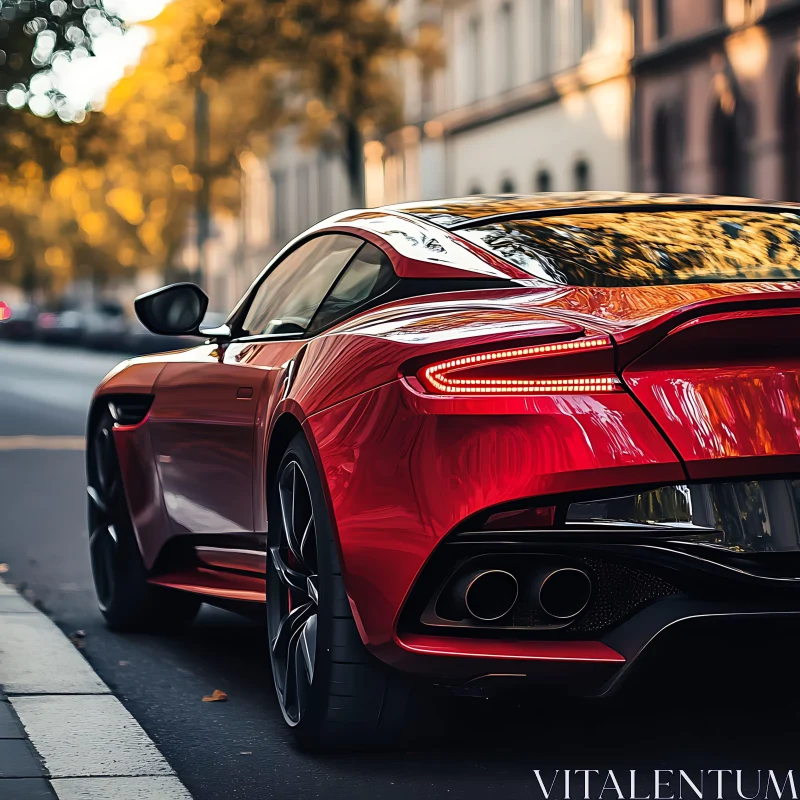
[304,203,800,695]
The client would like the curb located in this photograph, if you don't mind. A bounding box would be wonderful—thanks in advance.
[0,579,192,799]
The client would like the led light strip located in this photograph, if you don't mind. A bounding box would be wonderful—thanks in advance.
[421,336,622,395]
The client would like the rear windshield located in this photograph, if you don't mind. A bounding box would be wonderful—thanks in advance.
[458,210,800,286]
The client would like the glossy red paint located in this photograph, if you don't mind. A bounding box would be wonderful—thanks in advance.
[92,196,800,679]
[149,567,265,602]
[396,633,625,663]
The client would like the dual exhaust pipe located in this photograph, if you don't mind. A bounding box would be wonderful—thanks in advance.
[453,566,592,623]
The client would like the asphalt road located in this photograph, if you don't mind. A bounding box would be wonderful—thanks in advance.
[2,340,800,800]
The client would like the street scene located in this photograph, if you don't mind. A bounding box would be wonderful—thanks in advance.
[5,0,800,798]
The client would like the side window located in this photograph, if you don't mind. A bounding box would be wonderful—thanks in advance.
[309,243,396,332]
[241,235,362,336]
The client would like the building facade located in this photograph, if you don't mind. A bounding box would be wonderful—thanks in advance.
[632,0,800,199]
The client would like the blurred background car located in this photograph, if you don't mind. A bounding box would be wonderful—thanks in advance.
[80,300,129,351]
[0,301,38,340]
[35,307,85,347]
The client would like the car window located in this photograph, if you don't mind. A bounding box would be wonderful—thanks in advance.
[242,235,362,336]
[309,243,397,332]
[458,210,800,286]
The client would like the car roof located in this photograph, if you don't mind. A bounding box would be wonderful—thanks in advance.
[387,192,800,230]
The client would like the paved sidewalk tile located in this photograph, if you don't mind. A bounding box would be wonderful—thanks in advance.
[0,594,39,613]
[0,739,44,777]
[0,615,108,695]
[0,702,24,738]
[51,776,192,799]
[0,779,55,799]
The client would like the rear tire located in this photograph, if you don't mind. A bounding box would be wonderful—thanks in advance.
[266,433,422,750]
[87,405,200,632]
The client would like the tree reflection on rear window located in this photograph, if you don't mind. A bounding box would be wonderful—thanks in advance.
[457,211,800,286]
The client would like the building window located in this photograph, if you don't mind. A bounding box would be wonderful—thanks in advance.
[573,159,590,191]
[581,0,595,55]
[500,177,516,193]
[781,60,800,201]
[468,15,483,102]
[535,169,552,192]
[710,96,749,196]
[273,170,287,242]
[655,0,669,40]
[498,2,515,91]
[653,108,676,192]
[539,0,555,77]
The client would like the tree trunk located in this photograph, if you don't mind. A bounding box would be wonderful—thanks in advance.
[344,118,366,208]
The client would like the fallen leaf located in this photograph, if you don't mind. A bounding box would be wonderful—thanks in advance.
[71,630,86,639]
[68,636,85,650]
[118,660,130,667]
[202,689,228,703]
[0,563,9,573]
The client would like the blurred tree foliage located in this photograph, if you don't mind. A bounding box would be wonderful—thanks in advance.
[0,0,433,296]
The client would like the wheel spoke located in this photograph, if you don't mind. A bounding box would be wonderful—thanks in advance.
[87,486,108,517]
[279,465,303,562]
[282,626,302,713]
[299,514,314,566]
[298,613,316,684]
[269,547,308,595]
[271,601,313,659]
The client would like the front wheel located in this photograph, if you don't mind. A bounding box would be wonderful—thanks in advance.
[266,433,421,750]
[87,405,200,631]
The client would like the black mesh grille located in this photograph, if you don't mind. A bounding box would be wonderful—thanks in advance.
[569,557,679,633]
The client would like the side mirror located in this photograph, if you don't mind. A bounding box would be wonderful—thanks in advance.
[134,283,208,336]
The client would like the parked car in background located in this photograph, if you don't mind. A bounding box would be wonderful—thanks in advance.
[0,301,38,340]
[36,308,85,346]
[81,301,129,351]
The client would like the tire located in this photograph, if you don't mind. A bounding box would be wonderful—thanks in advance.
[87,405,200,632]
[266,433,422,750]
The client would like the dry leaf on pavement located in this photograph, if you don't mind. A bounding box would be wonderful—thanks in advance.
[202,689,228,702]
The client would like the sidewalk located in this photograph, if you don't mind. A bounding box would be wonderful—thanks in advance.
[0,580,192,799]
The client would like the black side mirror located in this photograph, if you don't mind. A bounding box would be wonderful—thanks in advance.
[134,283,208,336]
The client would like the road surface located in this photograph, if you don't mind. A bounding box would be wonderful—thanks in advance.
[1,341,799,800]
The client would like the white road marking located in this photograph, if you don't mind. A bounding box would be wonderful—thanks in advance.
[51,776,193,800]
[0,580,192,797]
[13,695,177,778]
[0,436,85,451]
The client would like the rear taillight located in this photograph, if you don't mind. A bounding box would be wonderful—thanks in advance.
[418,336,622,395]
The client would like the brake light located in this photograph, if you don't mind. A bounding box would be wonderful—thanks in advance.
[418,336,622,395]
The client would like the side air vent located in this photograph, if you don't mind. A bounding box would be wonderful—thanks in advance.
[108,395,154,426]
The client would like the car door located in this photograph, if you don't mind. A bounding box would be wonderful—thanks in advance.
[147,234,365,540]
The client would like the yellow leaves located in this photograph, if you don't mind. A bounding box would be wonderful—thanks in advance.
[185,55,203,73]
[0,230,15,260]
[166,120,187,142]
[203,6,221,25]
[168,64,188,82]
[106,187,146,226]
[18,162,43,181]
[50,169,81,201]
[172,164,192,185]
[79,211,108,243]
[117,243,137,267]
[60,145,77,165]
[44,246,65,268]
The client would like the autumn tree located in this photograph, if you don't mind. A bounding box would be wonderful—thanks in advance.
[200,0,410,207]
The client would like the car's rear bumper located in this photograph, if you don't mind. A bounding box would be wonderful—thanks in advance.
[305,378,800,690]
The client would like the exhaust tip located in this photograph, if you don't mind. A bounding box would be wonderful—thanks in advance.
[538,567,592,620]
[463,569,519,622]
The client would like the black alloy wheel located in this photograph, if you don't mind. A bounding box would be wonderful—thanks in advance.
[267,457,319,725]
[266,433,426,750]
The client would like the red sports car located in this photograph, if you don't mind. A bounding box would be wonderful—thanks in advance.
[89,192,800,748]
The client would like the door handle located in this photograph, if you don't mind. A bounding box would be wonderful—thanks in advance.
[236,387,254,400]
